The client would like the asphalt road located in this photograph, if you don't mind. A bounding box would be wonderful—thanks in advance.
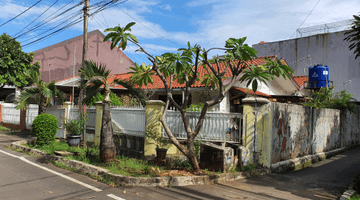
[1,132,360,200]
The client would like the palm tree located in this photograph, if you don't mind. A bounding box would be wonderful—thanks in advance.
[79,60,116,163]
[79,60,149,163]
[344,14,360,60]
[15,70,64,115]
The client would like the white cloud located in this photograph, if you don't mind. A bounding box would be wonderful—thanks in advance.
[159,4,172,11]
[3,0,360,58]
[186,0,223,7]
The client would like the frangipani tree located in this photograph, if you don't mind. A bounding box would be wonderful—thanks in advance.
[104,22,293,171]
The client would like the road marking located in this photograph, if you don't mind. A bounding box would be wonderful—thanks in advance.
[0,149,102,192]
[107,194,126,200]
[0,149,21,158]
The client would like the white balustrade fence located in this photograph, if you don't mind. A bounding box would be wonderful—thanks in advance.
[46,105,66,138]
[26,104,39,129]
[165,110,242,142]
[1,103,20,125]
[111,107,146,137]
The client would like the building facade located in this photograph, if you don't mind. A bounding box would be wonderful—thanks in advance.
[33,30,135,83]
[253,31,360,101]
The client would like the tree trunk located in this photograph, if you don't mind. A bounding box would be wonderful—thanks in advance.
[187,136,200,172]
[100,98,116,163]
[39,96,46,115]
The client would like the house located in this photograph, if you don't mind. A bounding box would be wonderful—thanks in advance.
[55,56,304,112]
[252,29,360,101]
[33,29,135,83]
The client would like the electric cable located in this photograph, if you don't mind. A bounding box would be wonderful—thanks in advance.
[274,0,321,55]
[20,0,129,49]
[115,4,182,48]
[15,0,59,37]
[0,0,43,28]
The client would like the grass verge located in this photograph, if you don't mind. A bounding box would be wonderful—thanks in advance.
[0,125,10,132]
[22,140,263,178]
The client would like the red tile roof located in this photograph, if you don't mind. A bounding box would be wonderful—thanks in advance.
[293,75,308,86]
[233,87,271,97]
[110,56,277,90]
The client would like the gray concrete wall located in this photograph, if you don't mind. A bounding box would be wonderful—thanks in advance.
[341,106,360,147]
[271,103,341,164]
[243,100,354,167]
[252,31,360,101]
[33,30,135,83]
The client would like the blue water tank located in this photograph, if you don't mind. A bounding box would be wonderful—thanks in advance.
[308,64,329,88]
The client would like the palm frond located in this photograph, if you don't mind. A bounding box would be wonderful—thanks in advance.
[15,87,41,110]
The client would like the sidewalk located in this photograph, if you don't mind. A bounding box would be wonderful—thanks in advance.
[213,147,360,199]
[0,130,35,147]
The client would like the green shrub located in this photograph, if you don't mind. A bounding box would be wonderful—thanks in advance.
[86,92,124,107]
[31,113,58,145]
[303,86,357,113]
[63,114,88,136]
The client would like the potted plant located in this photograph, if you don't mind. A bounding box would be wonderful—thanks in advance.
[63,114,88,146]
[145,129,170,160]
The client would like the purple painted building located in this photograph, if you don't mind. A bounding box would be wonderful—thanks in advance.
[33,30,135,83]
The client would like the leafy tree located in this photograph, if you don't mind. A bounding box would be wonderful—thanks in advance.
[0,33,40,89]
[15,70,64,115]
[86,91,123,107]
[103,22,293,171]
[344,14,360,60]
[303,86,356,112]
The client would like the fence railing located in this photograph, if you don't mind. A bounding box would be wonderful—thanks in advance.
[111,107,146,137]
[1,103,20,125]
[164,111,242,142]
[26,104,39,130]
[46,105,66,138]
[1,102,242,143]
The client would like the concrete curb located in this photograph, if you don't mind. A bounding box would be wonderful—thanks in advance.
[340,190,356,200]
[10,139,270,187]
[270,147,346,173]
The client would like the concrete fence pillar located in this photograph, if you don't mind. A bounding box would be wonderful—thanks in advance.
[242,97,272,167]
[144,100,165,157]
[94,101,103,146]
[144,100,182,157]
[62,102,72,138]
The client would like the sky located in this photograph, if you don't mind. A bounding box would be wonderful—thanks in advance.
[0,0,359,65]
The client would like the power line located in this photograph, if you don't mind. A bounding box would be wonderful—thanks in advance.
[0,0,43,28]
[101,11,108,26]
[115,4,182,48]
[15,0,59,37]
[93,16,106,29]
[20,0,130,49]
[275,0,321,55]
[15,1,82,40]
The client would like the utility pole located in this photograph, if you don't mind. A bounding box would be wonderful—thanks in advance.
[80,0,89,147]
[79,0,89,114]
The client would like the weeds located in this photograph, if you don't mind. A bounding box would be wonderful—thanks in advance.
[238,163,257,172]
[0,125,10,132]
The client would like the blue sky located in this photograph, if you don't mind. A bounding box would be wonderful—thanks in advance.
[0,0,359,65]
